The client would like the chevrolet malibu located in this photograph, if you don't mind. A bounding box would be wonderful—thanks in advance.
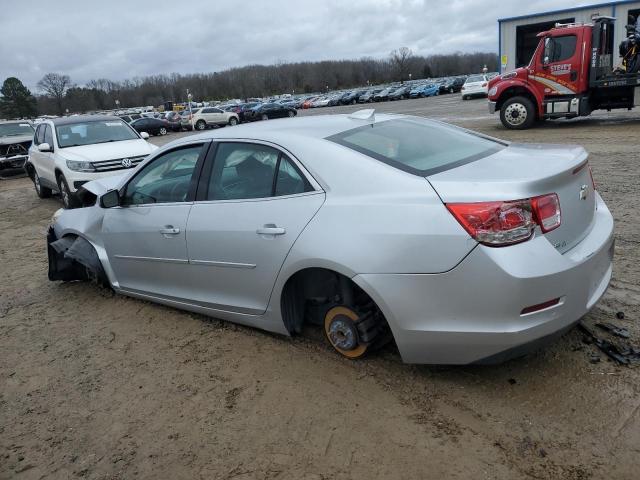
[47,110,614,364]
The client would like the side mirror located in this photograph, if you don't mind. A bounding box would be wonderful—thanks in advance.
[38,142,52,152]
[100,189,121,208]
[140,132,150,140]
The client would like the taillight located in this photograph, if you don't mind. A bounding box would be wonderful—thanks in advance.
[531,193,561,233]
[588,165,596,190]
[446,193,561,247]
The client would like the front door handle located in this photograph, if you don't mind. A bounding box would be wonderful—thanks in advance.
[570,70,578,81]
[159,226,180,235]
[256,224,286,236]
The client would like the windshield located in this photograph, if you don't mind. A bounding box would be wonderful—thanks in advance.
[466,75,485,83]
[0,122,34,137]
[56,119,138,148]
[327,118,505,176]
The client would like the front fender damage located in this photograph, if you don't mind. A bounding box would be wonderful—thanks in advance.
[47,227,110,288]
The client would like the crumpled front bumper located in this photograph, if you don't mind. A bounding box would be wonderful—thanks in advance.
[0,154,28,175]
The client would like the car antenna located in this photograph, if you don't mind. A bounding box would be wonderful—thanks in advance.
[348,109,375,122]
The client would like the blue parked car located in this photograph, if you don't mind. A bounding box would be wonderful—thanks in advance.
[409,84,440,98]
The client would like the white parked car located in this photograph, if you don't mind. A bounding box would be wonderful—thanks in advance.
[26,115,157,209]
[181,107,239,131]
[461,74,489,100]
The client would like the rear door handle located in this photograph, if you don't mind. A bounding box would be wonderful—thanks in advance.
[159,226,180,235]
[256,225,286,236]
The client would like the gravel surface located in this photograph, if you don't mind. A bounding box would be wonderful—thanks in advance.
[1,95,639,479]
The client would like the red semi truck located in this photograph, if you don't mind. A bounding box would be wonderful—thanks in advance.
[488,16,640,129]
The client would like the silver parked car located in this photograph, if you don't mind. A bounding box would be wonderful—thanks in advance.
[47,111,614,364]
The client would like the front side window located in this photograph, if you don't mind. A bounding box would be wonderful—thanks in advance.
[327,118,504,176]
[56,119,138,148]
[206,142,312,200]
[35,125,46,145]
[44,125,53,146]
[122,145,203,205]
[544,35,577,63]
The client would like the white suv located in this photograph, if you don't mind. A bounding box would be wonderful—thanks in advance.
[26,115,157,208]
[181,107,239,130]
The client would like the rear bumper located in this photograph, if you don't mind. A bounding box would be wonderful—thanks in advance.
[354,193,614,364]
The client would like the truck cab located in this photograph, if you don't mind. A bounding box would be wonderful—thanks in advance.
[489,17,640,129]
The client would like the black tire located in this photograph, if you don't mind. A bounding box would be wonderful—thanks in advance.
[462,95,467,100]
[500,95,536,130]
[228,117,238,126]
[261,113,269,121]
[195,120,206,130]
[57,174,79,209]
[287,110,295,117]
[449,87,454,94]
[351,99,357,105]
[33,169,52,198]
[159,127,167,135]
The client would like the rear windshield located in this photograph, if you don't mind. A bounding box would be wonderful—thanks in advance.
[326,118,504,176]
[466,75,485,83]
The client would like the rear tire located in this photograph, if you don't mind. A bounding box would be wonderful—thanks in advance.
[228,117,238,126]
[500,96,536,130]
[261,113,269,121]
[33,169,52,198]
[57,174,78,209]
[159,127,167,135]
[462,95,468,100]
[287,110,295,117]
[195,120,206,130]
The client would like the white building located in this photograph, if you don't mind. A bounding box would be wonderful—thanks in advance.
[498,1,640,72]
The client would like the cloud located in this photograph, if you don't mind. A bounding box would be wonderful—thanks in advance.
[0,0,583,89]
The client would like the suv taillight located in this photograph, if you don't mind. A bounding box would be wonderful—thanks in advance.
[446,193,561,247]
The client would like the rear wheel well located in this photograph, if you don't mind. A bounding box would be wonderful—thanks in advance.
[496,87,539,117]
[280,268,393,356]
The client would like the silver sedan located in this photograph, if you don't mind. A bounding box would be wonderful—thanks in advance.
[47,111,614,364]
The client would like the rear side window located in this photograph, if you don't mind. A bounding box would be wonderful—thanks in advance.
[327,118,504,176]
[206,142,313,200]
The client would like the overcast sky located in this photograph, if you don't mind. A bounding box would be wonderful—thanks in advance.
[2,0,586,90]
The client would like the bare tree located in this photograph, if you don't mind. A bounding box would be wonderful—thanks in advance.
[37,73,72,115]
[389,47,413,81]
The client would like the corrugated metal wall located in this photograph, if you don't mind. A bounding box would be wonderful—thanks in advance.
[499,2,640,72]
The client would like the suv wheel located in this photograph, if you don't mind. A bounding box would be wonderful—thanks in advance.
[195,120,207,130]
[287,110,295,117]
[228,117,238,126]
[33,170,52,198]
[159,127,167,135]
[57,174,78,209]
[261,113,269,121]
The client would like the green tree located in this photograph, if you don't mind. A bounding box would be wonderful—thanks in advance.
[0,77,37,119]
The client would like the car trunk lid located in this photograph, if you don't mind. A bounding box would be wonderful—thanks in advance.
[427,143,596,253]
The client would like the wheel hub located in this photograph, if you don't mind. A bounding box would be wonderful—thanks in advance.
[505,103,527,125]
[327,315,359,351]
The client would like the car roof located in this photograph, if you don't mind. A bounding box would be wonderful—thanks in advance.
[51,114,122,126]
[181,112,400,145]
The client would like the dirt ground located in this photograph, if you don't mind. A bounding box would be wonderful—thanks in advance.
[1,95,639,479]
